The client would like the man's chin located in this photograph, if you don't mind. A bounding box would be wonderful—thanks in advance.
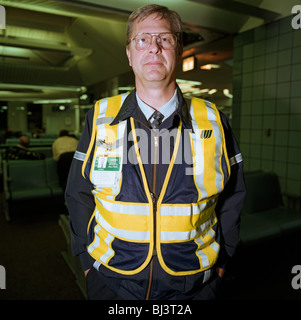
[144,71,166,82]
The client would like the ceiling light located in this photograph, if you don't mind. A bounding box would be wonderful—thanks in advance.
[0,83,86,93]
[33,99,73,104]
[80,94,88,100]
[208,89,217,95]
[200,64,220,70]
[223,89,233,98]
[176,79,202,86]
[199,89,210,93]
[182,56,195,72]
[118,86,135,92]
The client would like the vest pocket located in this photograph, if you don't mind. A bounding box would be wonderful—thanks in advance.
[160,241,200,272]
[87,214,151,272]
[108,238,149,271]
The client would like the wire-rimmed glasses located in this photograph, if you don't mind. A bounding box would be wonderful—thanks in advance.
[130,32,179,51]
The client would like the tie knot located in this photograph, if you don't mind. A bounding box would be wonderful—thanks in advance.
[148,110,164,129]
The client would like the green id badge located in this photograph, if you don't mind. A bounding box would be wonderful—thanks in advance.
[94,155,121,172]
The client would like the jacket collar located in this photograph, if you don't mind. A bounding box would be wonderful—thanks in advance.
[110,85,192,130]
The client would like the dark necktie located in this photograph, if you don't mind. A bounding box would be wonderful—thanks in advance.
[148,110,164,129]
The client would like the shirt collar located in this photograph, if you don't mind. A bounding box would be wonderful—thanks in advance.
[110,86,192,130]
[136,89,178,122]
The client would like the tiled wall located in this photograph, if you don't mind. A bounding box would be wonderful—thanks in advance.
[232,15,301,199]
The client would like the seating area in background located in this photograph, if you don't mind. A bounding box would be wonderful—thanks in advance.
[2,158,64,221]
[4,132,81,147]
[5,137,56,147]
[0,133,86,296]
[239,171,301,246]
[0,132,82,221]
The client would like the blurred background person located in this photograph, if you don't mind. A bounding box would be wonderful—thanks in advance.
[52,130,78,191]
[7,135,45,160]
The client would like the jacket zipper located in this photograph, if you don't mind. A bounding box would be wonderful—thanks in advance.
[146,132,159,300]
[152,134,159,254]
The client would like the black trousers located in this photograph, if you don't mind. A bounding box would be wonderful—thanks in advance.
[86,268,124,300]
[85,267,222,300]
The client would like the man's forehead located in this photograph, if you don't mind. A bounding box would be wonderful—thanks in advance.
[133,14,171,32]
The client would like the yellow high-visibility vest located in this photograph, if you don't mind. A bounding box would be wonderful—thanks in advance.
[82,93,230,276]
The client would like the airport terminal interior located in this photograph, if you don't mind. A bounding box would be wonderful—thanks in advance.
[0,0,300,300]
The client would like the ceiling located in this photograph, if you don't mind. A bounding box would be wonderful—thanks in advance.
[0,0,297,108]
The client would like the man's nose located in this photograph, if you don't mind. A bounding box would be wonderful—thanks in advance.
[148,35,161,53]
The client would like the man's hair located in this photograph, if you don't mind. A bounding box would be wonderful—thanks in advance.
[126,4,183,46]
[59,130,69,137]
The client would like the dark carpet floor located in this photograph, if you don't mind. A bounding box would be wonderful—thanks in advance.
[0,195,84,300]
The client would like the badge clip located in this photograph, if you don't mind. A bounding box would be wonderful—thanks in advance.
[98,139,114,151]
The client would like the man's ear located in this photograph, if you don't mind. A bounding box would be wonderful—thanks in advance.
[126,47,132,67]
[177,45,183,63]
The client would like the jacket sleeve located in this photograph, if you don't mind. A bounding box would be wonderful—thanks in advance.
[216,112,246,271]
[65,107,96,271]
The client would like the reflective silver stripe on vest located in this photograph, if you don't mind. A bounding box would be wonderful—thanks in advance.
[96,117,115,125]
[190,119,207,199]
[205,100,224,194]
[95,194,150,215]
[203,269,212,283]
[196,242,220,269]
[160,198,217,216]
[195,228,219,270]
[95,209,150,241]
[93,260,101,271]
[229,153,243,166]
[99,97,110,116]
[74,151,86,161]
[88,225,114,264]
[99,233,114,263]
[87,224,101,255]
[196,247,209,268]
[160,213,217,241]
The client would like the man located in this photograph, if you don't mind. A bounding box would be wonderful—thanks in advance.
[52,130,78,190]
[65,4,246,300]
[7,135,45,160]
[52,130,78,162]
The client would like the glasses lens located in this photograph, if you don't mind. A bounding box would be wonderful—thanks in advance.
[135,34,151,50]
[158,33,177,49]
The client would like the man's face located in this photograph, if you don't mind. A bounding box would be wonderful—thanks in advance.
[126,13,182,88]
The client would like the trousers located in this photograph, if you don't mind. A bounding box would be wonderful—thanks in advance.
[85,267,222,300]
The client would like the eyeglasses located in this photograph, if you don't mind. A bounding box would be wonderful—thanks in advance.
[130,32,179,51]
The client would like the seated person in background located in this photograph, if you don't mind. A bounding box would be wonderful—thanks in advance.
[52,130,78,191]
[52,130,78,161]
[7,136,45,160]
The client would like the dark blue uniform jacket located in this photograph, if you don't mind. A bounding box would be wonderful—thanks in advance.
[65,89,246,300]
